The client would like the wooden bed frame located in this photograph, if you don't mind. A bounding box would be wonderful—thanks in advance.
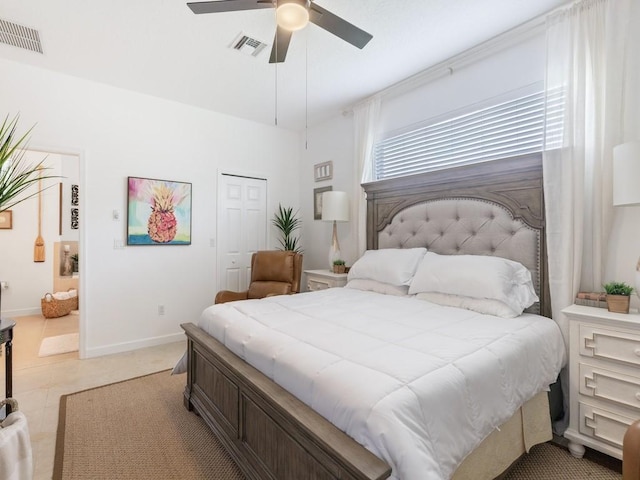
[181,154,550,480]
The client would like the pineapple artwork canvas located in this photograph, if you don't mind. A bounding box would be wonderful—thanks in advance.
[127,177,192,245]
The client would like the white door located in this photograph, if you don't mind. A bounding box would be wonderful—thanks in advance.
[218,174,267,292]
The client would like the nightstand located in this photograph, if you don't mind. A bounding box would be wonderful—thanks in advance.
[304,269,348,292]
[562,304,640,460]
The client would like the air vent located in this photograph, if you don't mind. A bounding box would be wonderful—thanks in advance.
[229,32,267,57]
[0,18,42,54]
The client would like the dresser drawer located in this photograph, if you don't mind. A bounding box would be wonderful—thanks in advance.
[579,363,640,411]
[578,402,636,449]
[579,324,640,367]
[308,279,330,291]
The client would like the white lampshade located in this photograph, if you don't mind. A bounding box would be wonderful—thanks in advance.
[613,141,640,206]
[321,191,349,222]
[276,0,309,31]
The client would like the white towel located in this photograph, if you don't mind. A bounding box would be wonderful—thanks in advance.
[52,292,70,300]
[0,411,33,480]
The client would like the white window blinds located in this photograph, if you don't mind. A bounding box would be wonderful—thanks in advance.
[373,89,564,181]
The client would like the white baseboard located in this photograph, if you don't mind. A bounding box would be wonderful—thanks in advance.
[83,332,186,359]
[1,307,42,317]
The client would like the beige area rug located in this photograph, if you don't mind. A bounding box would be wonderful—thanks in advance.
[503,442,621,479]
[38,333,79,357]
[53,370,245,480]
[54,370,621,480]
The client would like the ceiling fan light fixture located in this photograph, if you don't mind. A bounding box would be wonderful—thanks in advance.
[276,0,309,32]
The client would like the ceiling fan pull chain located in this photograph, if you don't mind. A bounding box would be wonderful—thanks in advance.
[305,30,308,149]
[274,10,278,126]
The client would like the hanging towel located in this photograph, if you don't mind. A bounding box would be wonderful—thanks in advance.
[0,401,34,480]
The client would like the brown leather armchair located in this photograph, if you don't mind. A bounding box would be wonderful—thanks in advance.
[624,419,640,480]
[214,250,303,304]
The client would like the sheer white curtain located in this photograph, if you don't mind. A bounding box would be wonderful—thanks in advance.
[543,0,634,432]
[353,96,381,256]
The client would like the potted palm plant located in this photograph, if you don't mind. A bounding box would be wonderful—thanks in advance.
[272,204,302,253]
[603,281,634,314]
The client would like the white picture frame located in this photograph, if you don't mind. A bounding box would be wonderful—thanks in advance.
[314,161,333,182]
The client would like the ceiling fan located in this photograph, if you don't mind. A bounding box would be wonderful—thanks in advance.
[187,0,373,63]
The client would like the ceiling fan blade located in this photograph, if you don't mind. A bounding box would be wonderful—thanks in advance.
[309,3,372,49]
[269,26,293,64]
[187,0,273,15]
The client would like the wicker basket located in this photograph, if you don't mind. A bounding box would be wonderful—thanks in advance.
[41,290,77,318]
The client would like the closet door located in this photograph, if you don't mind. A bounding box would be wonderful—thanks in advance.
[218,174,267,292]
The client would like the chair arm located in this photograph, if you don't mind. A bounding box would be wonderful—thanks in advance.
[623,419,640,480]
[215,290,249,304]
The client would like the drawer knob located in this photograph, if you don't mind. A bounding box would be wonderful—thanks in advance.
[635,348,640,357]
[636,393,640,402]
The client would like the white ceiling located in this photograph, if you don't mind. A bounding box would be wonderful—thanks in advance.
[0,0,568,131]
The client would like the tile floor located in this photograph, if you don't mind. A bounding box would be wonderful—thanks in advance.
[1,314,186,480]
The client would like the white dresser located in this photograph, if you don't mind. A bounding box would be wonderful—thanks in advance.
[563,304,640,459]
[304,269,348,292]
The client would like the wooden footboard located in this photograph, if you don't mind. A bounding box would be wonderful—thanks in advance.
[181,323,391,480]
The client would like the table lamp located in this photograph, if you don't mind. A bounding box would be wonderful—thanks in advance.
[321,191,349,270]
[613,141,640,298]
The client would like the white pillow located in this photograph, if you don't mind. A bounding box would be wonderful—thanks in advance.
[345,279,410,296]
[415,292,520,318]
[408,252,538,314]
[347,248,427,286]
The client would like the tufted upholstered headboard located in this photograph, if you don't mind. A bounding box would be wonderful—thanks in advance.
[362,154,550,317]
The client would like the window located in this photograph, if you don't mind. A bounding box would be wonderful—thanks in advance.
[373,89,564,181]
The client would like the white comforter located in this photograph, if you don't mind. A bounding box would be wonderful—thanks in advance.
[193,288,566,480]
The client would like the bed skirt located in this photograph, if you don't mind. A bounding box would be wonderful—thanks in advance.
[452,391,551,479]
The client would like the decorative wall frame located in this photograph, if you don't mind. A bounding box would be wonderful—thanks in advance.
[70,208,79,230]
[313,186,332,220]
[127,176,192,245]
[314,161,333,182]
[71,184,79,206]
[0,210,12,229]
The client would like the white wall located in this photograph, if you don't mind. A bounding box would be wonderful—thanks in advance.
[300,116,356,270]
[0,57,301,357]
[378,33,545,138]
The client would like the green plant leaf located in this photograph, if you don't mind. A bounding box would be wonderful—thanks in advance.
[272,203,302,253]
[0,114,62,212]
[603,281,634,296]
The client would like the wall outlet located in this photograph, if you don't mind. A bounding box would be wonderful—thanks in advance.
[158,305,165,315]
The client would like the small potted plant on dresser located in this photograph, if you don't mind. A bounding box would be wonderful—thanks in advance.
[603,281,634,313]
[332,259,346,274]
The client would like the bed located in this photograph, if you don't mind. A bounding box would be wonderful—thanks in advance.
[179,153,566,480]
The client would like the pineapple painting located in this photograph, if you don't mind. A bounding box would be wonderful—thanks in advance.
[127,177,192,245]
[147,183,178,243]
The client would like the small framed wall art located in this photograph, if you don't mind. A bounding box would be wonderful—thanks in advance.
[313,186,332,220]
[314,161,333,182]
[0,210,12,229]
[127,176,192,245]
[70,208,79,230]
[71,184,79,206]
